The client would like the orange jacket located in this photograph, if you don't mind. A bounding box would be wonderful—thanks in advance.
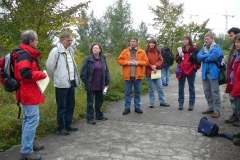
[118,46,149,80]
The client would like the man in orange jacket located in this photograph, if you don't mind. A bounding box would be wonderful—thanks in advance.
[118,37,149,115]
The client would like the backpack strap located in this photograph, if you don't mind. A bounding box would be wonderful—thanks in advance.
[17,89,21,119]
[218,132,233,140]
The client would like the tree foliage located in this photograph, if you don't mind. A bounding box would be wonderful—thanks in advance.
[104,0,133,55]
[150,0,211,52]
[0,0,89,56]
[150,0,184,50]
[76,10,110,55]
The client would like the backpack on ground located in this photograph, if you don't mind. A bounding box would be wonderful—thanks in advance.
[198,117,233,140]
[0,47,26,118]
[161,47,174,66]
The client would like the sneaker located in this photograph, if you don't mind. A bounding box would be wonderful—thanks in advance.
[134,108,143,114]
[211,112,220,118]
[122,108,130,115]
[149,103,154,108]
[20,153,42,160]
[58,129,69,136]
[160,103,170,107]
[225,114,239,123]
[87,119,96,125]
[96,116,108,121]
[33,142,44,151]
[188,106,194,111]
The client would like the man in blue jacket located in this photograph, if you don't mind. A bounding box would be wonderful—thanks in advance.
[197,33,223,118]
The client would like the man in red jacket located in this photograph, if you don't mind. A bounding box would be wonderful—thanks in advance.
[14,30,46,160]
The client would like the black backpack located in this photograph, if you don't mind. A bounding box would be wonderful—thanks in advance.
[161,47,174,65]
[0,47,27,118]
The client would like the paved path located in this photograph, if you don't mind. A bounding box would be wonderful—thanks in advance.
[0,71,239,160]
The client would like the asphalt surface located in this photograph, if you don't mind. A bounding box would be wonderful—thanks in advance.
[0,71,239,160]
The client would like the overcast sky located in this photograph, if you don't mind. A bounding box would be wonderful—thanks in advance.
[69,0,240,36]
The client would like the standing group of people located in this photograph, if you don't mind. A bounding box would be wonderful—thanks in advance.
[11,27,240,159]
[175,28,240,146]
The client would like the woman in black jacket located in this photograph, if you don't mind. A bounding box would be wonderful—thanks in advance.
[80,43,110,125]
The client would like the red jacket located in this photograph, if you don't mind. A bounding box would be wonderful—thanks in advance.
[14,43,46,104]
[175,45,201,79]
[226,55,240,96]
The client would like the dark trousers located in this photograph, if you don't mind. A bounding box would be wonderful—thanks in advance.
[178,71,196,106]
[55,81,75,131]
[234,96,240,119]
[86,90,104,121]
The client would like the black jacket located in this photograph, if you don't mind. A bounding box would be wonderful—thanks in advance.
[80,54,110,92]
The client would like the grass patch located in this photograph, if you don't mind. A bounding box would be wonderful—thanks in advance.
[0,53,149,151]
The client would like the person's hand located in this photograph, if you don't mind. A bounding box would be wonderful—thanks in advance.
[127,61,133,65]
[153,69,157,73]
[179,52,184,57]
[134,61,139,66]
[151,65,156,70]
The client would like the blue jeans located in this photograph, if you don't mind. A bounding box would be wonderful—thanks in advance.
[161,66,170,85]
[124,77,141,108]
[86,90,104,121]
[21,104,39,154]
[146,76,166,104]
[178,71,196,106]
[55,81,75,131]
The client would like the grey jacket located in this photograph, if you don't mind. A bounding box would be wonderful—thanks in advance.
[46,42,80,88]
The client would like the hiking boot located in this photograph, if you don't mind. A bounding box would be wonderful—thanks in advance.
[160,103,170,107]
[234,139,240,146]
[20,153,42,160]
[202,109,214,114]
[87,119,96,125]
[232,121,240,127]
[58,129,69,136]
[134,108,143,114]
[149,103,154,108]
[178,105,183,110]
[233,133,240,138]
[188,106,194,111]
[122,108,130,115]
[225,114,239,123]
[66,126,78,131]
[211,112,220,118]
[96,116,108,121]
[33,142,44,151]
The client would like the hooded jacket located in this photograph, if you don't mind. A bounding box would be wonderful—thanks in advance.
[175,45,201,79]
[145,47,163,76]
[197,42,223,80]
[118,46,148,80]
[14,43,46,104]
[46,42,80,88]
[226,50,240,96]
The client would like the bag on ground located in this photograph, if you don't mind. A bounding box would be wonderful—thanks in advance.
[198,117,233,140]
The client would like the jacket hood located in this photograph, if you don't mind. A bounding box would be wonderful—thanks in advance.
[19,43,40,58]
